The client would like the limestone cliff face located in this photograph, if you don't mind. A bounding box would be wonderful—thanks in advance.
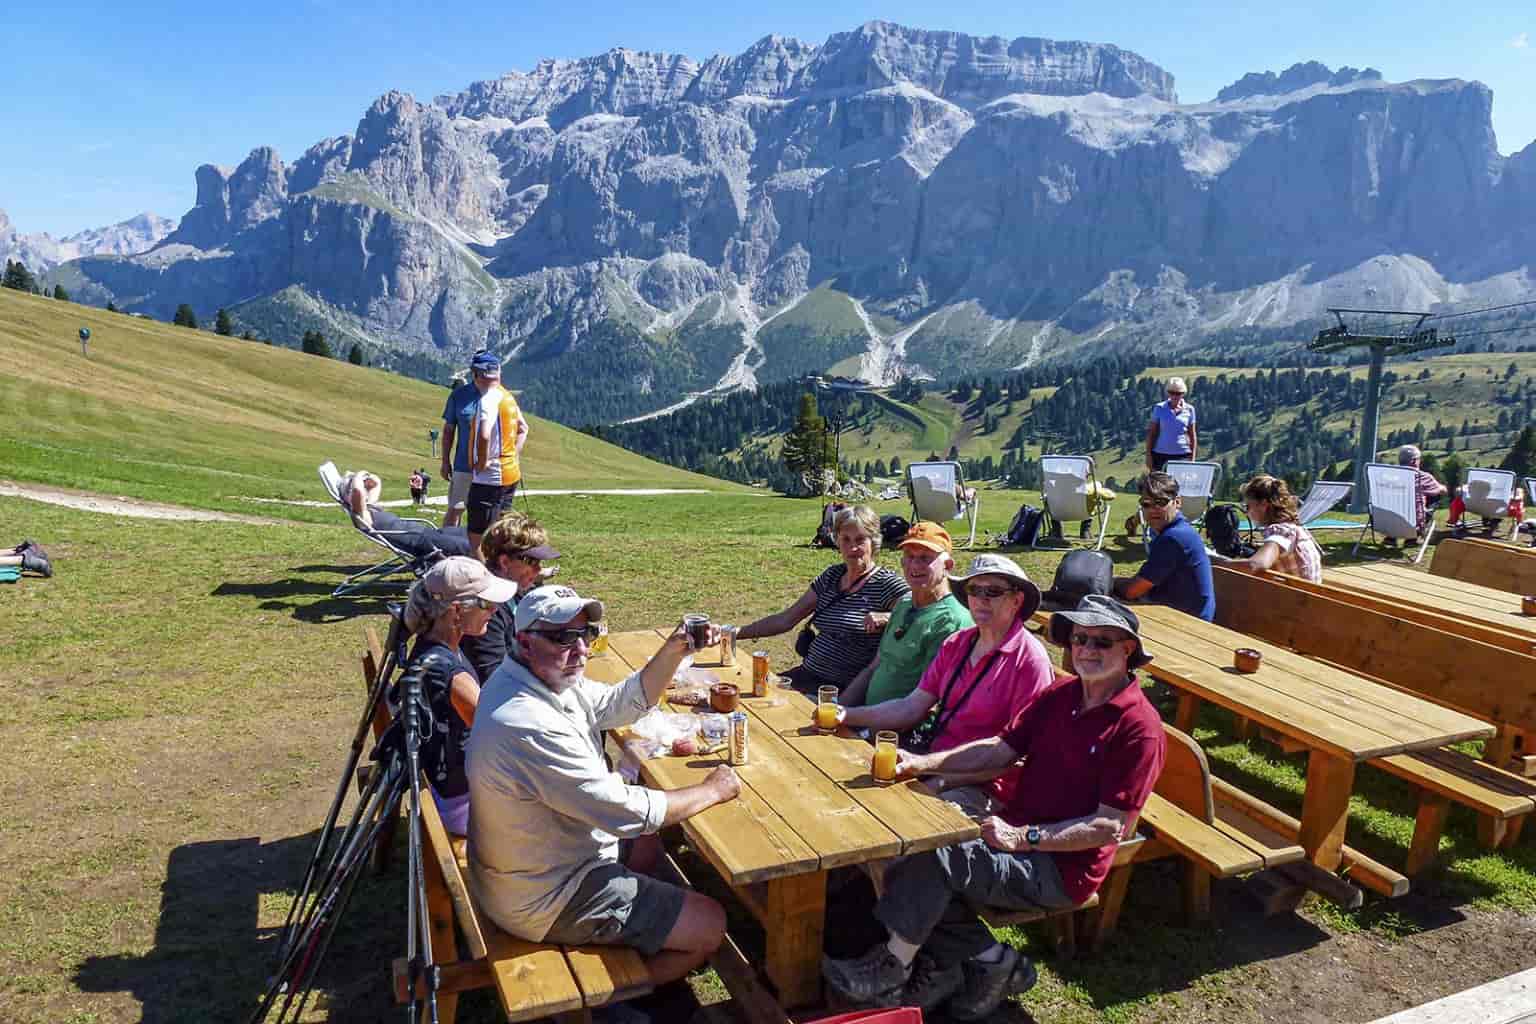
[58,20,1536,422]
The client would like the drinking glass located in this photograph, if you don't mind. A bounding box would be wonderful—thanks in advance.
[872,730,899,784]
[815,686,840,734]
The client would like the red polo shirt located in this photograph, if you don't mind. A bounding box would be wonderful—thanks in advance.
[998,675,1166,904]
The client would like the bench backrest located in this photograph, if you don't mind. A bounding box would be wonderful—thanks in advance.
[1155,723,1215,825]
[1432,538,1536,594]
[1212,567,1536,733]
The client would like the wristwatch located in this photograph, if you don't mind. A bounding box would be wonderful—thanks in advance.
[1025,826,1043,849]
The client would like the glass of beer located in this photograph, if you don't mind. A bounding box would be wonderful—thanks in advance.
[815,686,840,734]
[872,730,899,784]
[683,613,711,650]
[590,622,610,656]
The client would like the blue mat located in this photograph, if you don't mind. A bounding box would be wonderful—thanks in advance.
[1238,517,1358,531]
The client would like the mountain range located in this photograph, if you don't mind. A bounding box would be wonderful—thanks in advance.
[0,209,175,275]
[32,21,1536,424]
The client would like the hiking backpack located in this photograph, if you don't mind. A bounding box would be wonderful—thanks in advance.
[1001,504,1044,548]
[879,515,912,549]
[1044,550,1114,608]
[1205,503,1255,558]
[813,502,852,548]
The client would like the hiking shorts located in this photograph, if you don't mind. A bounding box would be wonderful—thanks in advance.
[467,482,518,534]
[542,861,686,957]
[448,471,473,511]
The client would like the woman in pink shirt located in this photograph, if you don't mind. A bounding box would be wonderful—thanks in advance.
[829,554,1056,814]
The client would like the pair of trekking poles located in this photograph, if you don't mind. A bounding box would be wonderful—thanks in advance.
[251,609,441,1023]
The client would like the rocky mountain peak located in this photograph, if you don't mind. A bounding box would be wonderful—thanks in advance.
[1216,62,1382,102]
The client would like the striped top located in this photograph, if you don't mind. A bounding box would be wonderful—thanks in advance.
[472,384,524,487]
[802,563,910,683]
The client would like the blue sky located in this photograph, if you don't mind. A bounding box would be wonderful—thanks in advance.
[4,0,1532,235]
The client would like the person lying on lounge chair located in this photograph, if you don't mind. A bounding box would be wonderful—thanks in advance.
[340,470,472,561]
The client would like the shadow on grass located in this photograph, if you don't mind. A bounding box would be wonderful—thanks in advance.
[73,831,402,1023]
[212,563,403,624]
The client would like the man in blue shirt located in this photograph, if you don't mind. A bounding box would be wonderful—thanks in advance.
[439,362,486,529]
[1113,472,1215,621]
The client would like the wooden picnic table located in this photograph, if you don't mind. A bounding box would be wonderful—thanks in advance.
[1093,604,1493,873]
[582,629,978,1011]
[1320,562,1536,653]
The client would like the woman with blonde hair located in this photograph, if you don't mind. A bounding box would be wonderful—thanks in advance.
[1238,475,1324,582]
[462,513,560,683]
[400,556,517,834]
[736,505,910,696]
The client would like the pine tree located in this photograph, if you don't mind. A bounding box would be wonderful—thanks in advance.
[1500,426,1536,479]
[51,284,70,301]
[348,344,365,366]
[2,260,38,292]
[781,391,833,492]
[106,301,119,313]
[173,304,198,328]
[301,330,333,358]
[214,309,233,335]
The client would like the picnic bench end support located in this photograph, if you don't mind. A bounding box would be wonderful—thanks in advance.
[1298,752,1356,871]
[762,870,827,1009]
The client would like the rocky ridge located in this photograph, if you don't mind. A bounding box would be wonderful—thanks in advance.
[1,209,175,275]
[48,20,1536,424]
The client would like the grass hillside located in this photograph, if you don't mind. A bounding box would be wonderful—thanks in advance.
[733,354,1536,485]
[0,290,746,521]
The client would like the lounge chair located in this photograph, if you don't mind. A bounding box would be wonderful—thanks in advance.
[1458,468,1517,540]
[319,461,439,598]
[906,461,980,547]
[1163,460,1222,524]
[1354,462,1434,564]
[1297,480,1353,528]
[1039,455,1112,551]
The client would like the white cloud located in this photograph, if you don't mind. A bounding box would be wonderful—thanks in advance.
[1513,32,1530,49]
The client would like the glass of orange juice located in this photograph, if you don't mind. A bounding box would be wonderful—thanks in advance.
[815,686,841,734]
[872,730,898,784]
[590,622,610,655]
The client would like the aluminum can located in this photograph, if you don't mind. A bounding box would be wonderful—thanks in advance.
[751,651,770,697]
[718,625,737,667]
[727,711,749,766]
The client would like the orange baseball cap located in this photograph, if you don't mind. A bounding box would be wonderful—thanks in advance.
[898,521,953,554]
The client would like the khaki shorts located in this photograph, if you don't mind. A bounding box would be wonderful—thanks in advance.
[542,861,686,957]
[448,471,473,511]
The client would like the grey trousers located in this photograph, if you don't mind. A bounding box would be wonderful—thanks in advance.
[875,839,1072,967]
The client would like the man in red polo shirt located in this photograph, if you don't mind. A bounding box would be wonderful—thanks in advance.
[822,595,1166,1019]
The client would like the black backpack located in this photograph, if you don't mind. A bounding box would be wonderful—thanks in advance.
[813,502,851,548]
[1044,550,1113,608]
[1001,504,1043,547]
[880,515,912,548]
[1206,503,1255,558]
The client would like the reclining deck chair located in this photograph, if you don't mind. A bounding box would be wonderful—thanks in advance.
[1163,461,1221,524]
[1354,462,1434,563]
[319,461,438,598]
[1039,455,1112,551]
[906,461,980,547]
[1459,468,1517,539]
[1297,480,1353,528]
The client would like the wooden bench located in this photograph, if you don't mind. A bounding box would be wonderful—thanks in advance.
[1212,569,1536,873]
[362,629,653,1024]
[1432,537,1536,594]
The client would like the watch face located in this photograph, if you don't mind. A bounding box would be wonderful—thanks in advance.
[1027,826,1042,845]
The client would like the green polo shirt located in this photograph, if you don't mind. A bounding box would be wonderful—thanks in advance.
[865,593,973,706]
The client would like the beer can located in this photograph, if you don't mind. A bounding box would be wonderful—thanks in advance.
[727,711,749,766]
[751,651,769,697]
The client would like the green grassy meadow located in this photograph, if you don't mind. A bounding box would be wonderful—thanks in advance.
[4,287,1536,1022]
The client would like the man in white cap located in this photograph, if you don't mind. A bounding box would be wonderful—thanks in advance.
[465,586,740,987]
[465,350,529,554]
[822,595,1165,1019]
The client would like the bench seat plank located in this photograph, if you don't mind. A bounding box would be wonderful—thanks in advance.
[483,931,586,1023]
[1209,806,1306,869]
[1372,749,1536,818]
[1139,793,1264,877]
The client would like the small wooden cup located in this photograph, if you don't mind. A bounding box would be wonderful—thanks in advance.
[709,683,740,714]
[1233,648,1263,673]
[1523,596,1536,617]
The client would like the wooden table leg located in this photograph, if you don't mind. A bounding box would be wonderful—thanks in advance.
[762,870,826,1009]
[1298,751,1356,871]
[1173,692,1201,734]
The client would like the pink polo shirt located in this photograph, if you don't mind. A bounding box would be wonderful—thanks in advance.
[917,618,1056,756]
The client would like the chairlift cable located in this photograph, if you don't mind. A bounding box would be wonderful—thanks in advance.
[1423,299,1536,322]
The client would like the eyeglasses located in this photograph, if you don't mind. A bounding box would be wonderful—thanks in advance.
[967,585,1017,601]
[528,624,602,648]
[1071,633,1122,650]
[455,596,495,611]
[1139,498,1174,509]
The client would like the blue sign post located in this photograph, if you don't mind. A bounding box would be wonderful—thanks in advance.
[78,326,91,358]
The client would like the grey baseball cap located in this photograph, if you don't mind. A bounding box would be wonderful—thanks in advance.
[1047,594,1152,669]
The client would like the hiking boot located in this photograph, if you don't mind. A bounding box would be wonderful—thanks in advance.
[11,539,37,555]
[822,945,910,1005]
[948,946,1037,1021]
[901,952,964,1012]
[20,549,52,578]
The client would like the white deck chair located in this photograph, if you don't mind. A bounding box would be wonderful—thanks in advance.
[1163,461,1222,523]
[1526,477,1536,507]
[1460,468,1516,539]
[1354,462,1434,563]
[1039,455,1111,550]
[906,461,980,547]
[1297,480,1353,527]
[319,461,436,597]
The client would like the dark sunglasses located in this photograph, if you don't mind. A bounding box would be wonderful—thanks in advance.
[967,584,1017,601]
[528,624,601,648]
[1139,498,1174,509]
[1070,633,1122,650]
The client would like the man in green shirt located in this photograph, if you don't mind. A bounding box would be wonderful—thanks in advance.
[843,522,973,707]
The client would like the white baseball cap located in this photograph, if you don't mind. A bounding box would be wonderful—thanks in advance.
[514,584,606,633]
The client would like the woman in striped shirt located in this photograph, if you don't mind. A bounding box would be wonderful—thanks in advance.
[736,505,910,696]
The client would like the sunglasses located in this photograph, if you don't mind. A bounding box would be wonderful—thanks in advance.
[1139,498,1174,509]
[528,624,602,648]
[967,584,1017,601]
[454,596,495,611]
[1071,633,1122,650]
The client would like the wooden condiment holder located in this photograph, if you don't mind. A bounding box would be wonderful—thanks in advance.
[1233,648,1263,673]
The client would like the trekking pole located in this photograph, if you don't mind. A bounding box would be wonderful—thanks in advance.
[400,662,439,1023]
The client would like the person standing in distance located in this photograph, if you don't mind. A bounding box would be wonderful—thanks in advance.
[466,351,528,554]
[440,363,486,529]
[1145,377,1197,472]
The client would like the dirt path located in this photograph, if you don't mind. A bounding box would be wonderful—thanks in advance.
[0,479,284,524]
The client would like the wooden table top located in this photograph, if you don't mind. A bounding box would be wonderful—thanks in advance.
[1121,605,1494,761]
[582,629,979,888]
[1328,563,1536,639]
